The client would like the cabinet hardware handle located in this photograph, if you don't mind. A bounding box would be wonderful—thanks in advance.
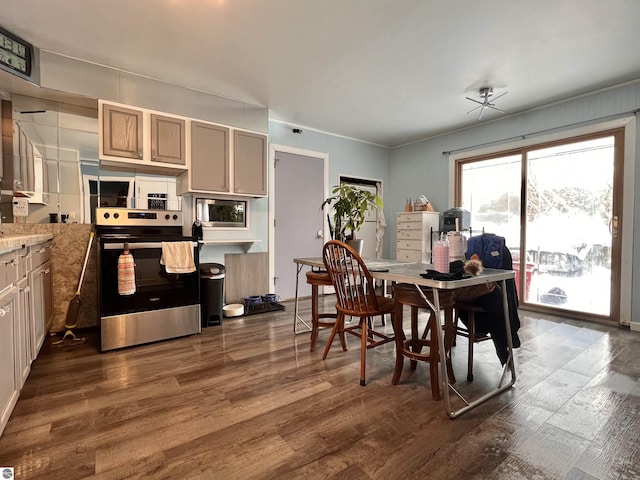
[0,306,9,316]
[138,151,143,159]
[44,268,50,274]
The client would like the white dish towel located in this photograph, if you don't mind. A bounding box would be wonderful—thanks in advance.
[160,241,196,274]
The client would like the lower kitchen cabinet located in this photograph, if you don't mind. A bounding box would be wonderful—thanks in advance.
[0,287,18,436]
[29,259,52,357]
[1,238,53,437]
[16,276,32,387]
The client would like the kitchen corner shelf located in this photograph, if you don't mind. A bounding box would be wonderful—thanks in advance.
[198,239,261,252]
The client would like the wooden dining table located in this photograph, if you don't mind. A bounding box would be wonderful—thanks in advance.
[292,256,517,418]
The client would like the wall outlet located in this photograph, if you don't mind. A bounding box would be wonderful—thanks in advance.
[12,197,29,217]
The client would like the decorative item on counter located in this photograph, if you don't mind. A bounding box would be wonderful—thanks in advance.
[413,194,435,212]
[433,234,449,273]
[447,230,467,262]
[49,213,58,223]
[404,198,413,212]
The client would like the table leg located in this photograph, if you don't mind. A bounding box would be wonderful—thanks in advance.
[293,262,312,334]
[430,282,517,418]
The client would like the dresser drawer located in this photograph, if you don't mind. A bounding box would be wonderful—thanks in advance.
[397,213,424,223]
[396,249,424,263]
[397,220,423,231]
[397,229,423,240]
[397,239,423,251]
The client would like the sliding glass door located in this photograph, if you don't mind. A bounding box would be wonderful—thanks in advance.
[456,129,623,321]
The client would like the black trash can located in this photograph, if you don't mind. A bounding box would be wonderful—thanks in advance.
[200,263,226,327]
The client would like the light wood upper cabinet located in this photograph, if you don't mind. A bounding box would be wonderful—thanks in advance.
[102,103,143,160]
[99,100,186,175]
[178,124,267,197]
[233,130,267,196]
[190,121,229,193]
[99,100,267,196]
[150,114,186,166]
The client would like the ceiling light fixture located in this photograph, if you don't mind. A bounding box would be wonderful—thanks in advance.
[466,87,507,120]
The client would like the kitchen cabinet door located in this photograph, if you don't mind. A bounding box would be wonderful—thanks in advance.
[42,261,53,332]
[151,114,186,166]
[233,130,267,196]
[190,121,230,193]
[0,287,18,437]
[29,260,51,358]
[16,276,31,389]
[102,103,144,160]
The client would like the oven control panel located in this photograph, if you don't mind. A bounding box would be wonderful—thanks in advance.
[96,208,182,227]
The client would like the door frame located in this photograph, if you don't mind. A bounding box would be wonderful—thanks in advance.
[448,115,635,327]
[338,175,384,258]
[269,144,329,294]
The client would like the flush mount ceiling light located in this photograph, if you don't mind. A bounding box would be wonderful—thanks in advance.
[466,87,507,120]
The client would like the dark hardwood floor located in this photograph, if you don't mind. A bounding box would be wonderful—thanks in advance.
[1,297,639,480]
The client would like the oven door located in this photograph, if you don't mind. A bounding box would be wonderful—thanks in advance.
[99,238,199,317]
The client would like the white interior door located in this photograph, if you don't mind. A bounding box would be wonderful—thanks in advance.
[274,150,326,300]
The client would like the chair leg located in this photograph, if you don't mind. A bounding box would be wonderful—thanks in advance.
[392,300,405,385]
[309,284,319,352]
[428,314,441,401]
[467,312,475,382]
[322,312,345,360]
[410,306,419,370]
[360,316,368,386]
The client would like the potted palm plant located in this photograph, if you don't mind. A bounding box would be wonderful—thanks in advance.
[321,183,383,254]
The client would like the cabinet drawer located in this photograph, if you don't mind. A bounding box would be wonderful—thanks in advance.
[30,241,52,269]
[396,239,423,251]
[397,229,423,240]
[396,249,424,262]
[0,251,18,292]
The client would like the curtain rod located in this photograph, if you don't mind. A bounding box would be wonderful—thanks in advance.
[442,108,639,156]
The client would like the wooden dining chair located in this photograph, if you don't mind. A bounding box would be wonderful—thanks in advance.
[392,283,456,400]
[321,240,395,386]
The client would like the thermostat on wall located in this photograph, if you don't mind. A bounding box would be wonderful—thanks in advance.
[12,197,29,217]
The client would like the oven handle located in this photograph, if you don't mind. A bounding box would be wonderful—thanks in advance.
[101,242,198,250]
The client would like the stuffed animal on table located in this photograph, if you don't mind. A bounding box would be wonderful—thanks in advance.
[463,253,484,276]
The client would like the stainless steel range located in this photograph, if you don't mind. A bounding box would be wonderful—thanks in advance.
[96,208,200,351]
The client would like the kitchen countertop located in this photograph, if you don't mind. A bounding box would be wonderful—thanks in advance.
[0,233,53,253]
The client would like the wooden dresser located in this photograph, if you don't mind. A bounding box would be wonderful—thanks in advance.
[396,211,440,263]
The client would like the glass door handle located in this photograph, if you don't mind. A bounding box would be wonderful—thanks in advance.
[610,216,619,238]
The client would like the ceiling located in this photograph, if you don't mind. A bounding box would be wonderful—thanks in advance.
[1,0,640,147]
